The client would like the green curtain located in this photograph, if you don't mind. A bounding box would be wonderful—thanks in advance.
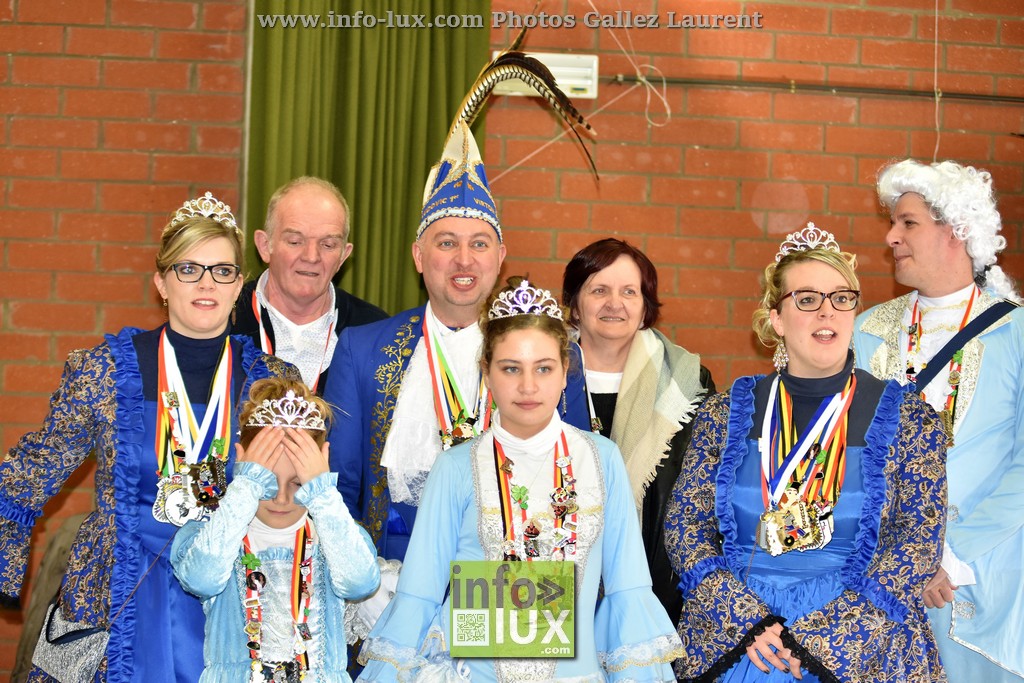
[247,0,491,314]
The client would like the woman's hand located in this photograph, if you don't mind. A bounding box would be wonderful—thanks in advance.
[282,428,330,485]
[234,426,285,470]
[923,567,958,609]
[746,622,803,678]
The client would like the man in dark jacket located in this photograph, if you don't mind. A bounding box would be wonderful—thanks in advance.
[233,176,387,393]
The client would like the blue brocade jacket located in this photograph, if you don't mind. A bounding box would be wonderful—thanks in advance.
[0,327,295,683]
[664,376,948,682]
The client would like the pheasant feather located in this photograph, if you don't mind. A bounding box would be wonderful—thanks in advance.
[454,50,597,178]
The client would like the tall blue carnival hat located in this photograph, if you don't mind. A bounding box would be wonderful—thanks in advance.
[418,120,500,240]
[416,35,598,242]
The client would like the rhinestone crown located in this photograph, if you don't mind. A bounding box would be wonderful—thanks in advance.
[488,280,564,321]
[245,390,326,431]
[775,222,841,262]
[170,191,239,233]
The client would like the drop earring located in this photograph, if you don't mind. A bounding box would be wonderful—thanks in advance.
[772,339,788,373]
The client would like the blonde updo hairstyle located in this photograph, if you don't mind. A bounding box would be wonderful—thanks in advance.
[155,216,245,275]
[238,378,333,448]
[752,248,860,349]
[479,276,571,373]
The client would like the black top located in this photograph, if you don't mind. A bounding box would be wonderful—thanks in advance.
[594,366,717,625]
[134,325,246,402]
[749,351,886,447]
[231,279,388,394]
[590,392,617,438]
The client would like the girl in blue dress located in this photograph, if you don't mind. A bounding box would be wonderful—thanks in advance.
[665,225,948,682]
[172,377,379,682]
[358,277,682,682]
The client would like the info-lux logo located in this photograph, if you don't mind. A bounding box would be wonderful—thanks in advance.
[450,561,576,658]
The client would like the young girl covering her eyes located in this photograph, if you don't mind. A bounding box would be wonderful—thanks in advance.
[172,377,380,682]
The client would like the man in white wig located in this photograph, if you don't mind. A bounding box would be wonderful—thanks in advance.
[854,158,1024,681]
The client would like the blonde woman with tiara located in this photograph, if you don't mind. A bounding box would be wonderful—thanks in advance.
[665,224,948,682]
[1,194,296,682]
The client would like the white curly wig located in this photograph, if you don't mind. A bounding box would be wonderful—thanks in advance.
[877,159,1019,302]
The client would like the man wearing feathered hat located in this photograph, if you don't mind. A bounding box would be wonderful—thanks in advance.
[322,50,595,562]
[853,159,1024,682]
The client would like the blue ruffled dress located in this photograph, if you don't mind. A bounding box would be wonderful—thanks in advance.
[722,371,868,683]
[666,358,947,682]
[358,415,681,682]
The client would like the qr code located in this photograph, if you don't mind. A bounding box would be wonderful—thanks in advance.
[452,609,489,646]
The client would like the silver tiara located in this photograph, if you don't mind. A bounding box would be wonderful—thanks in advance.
[245,390,326,431]
[170,191,239,233]
[775,222,841,262]
[488,280,564,321]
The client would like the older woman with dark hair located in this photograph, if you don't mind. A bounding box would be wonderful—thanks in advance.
[0,194,297,682]
[562,238,714,622]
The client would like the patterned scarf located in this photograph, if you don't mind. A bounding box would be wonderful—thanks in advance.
[609,328,707,510]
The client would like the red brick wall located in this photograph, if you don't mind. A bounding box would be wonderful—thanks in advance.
[1,0,1023,672]
[487,0,1024,383]
[0,0,246,669]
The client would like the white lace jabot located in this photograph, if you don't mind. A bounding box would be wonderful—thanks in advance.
[380,302,484,505]
[255,270,338,387]
[490,411,563,462]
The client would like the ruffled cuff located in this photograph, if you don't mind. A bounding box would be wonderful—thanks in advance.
[233,461,276,499]
[677,556,728,597]
[0,494,36,527]
[941,540,977,586]
[295,471,340,507]
[358,591,442,678]
[596,586,683,681]
[346,558,402,644]
[390,626,469,683]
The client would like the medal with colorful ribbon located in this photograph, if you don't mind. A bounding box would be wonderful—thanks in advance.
[423,314,491,449]
[153,329,232,526]
[242,520,313,679]
[756,372,855,555]
[905,286,976,432]
[494,432,576,562]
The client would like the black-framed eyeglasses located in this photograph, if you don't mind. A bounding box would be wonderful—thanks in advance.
[779,289,860,312]
[168,262,241,284]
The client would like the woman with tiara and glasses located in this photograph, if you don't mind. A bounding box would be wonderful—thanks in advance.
[358,277,682,682]
[0,193,297,682]
[664,225,948,682]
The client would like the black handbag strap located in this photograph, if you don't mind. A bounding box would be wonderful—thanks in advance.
[44,600,105,645]
[914,299,1018,389]
[46,533,172,645]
